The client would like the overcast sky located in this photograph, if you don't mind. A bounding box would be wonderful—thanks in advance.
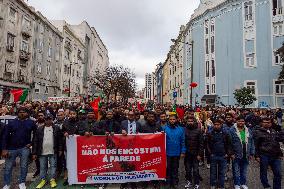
[27,0,200,89]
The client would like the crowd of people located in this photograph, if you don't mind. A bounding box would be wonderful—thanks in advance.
[0,101,283,189]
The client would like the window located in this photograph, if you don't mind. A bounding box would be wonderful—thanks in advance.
[65,50,70,60]
[37,64,42,73]
[21,39,29,52]
[9,7,16,21]
[245,53,255,67]
[206,61,210,77]
[210,21,215,33]
[244,1,253,21]
[273,0,283,16]
[212,60,216,77]
[205,38,209,54]
[46,64,50,75]
[211,36,215,53]
[23,17,31,27]
[38,39,44,51]
[35,84,40,94]
[206,85,210,95]
[44,86,49,94]
[275,51,284,65]
[205,20,209,35]
[212,84,216,94]
[48,47,52,57]
[64,65,68,74]
[7,33,15,51]
[273,22,283,36]
[275,80,284,94]
[245,81,256,94]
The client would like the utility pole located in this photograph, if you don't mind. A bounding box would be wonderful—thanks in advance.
[190,41,194,107]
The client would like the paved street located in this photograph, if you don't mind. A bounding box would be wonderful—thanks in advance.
[0,158,283,189]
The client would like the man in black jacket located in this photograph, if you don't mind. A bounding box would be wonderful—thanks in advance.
[207,119,232,189]
[32,115,63,189]
[184,116,203,189]
[94,110,121,135]
[254,117,284,189]
[141,111,161,133]
[61,108,80,186]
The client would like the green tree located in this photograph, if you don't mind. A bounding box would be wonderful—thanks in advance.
[233,87,257,108]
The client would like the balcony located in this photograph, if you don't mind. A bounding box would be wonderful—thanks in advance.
[18,74,26,82]
[65,41,72,51]
[19,50,31,61]
[3,72,13,81]
[22,25,32,37]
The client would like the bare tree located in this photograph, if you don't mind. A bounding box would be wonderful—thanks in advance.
[88,65,136,102]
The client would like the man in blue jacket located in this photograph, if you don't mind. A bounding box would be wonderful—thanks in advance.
[1,107,37,189]
[230,116,255,189]
[162,114,186,189]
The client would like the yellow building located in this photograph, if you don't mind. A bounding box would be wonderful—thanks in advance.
[162,54,170,104]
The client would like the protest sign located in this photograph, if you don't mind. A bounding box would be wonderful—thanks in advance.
[67,133,166,184]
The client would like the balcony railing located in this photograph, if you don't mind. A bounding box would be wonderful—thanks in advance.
[19,50,31,61]
[3,72,13,81]
[22,25,32,37]
[65,41,72,51]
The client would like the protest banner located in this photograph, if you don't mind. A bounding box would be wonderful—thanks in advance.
[47,96,81,103]
[66,133,166,184]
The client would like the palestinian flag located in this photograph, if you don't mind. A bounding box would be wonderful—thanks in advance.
[10,89,28,103]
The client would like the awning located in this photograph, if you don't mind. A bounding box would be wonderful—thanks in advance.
[201,95,217,101]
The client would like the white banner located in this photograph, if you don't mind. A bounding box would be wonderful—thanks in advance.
[47,97,81,103]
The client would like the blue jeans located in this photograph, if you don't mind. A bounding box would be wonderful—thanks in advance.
[260,155,282,189]
[39,154,57,180]
[232,158,249,186]
[4,147,30,185]
[210,155,226,188]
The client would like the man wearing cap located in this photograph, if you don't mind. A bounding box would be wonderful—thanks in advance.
[32,114,63,189]
[1,107,37,189]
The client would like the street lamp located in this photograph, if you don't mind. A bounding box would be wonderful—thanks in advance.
[171,38,194,107]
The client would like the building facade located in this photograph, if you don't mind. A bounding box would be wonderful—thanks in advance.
[70,22,110,96]
[184,0,283,108]
[157,0,283,108]
[144,73,154,101]
[155,62,164,104]
[0,0,36,101]
[32,12,63,101]
[51,20,85,97]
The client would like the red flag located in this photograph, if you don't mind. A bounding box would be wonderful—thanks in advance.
[137,102,144,112]
[10,89,24,102]
[176,107,185,119]
[90,97,100,111]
